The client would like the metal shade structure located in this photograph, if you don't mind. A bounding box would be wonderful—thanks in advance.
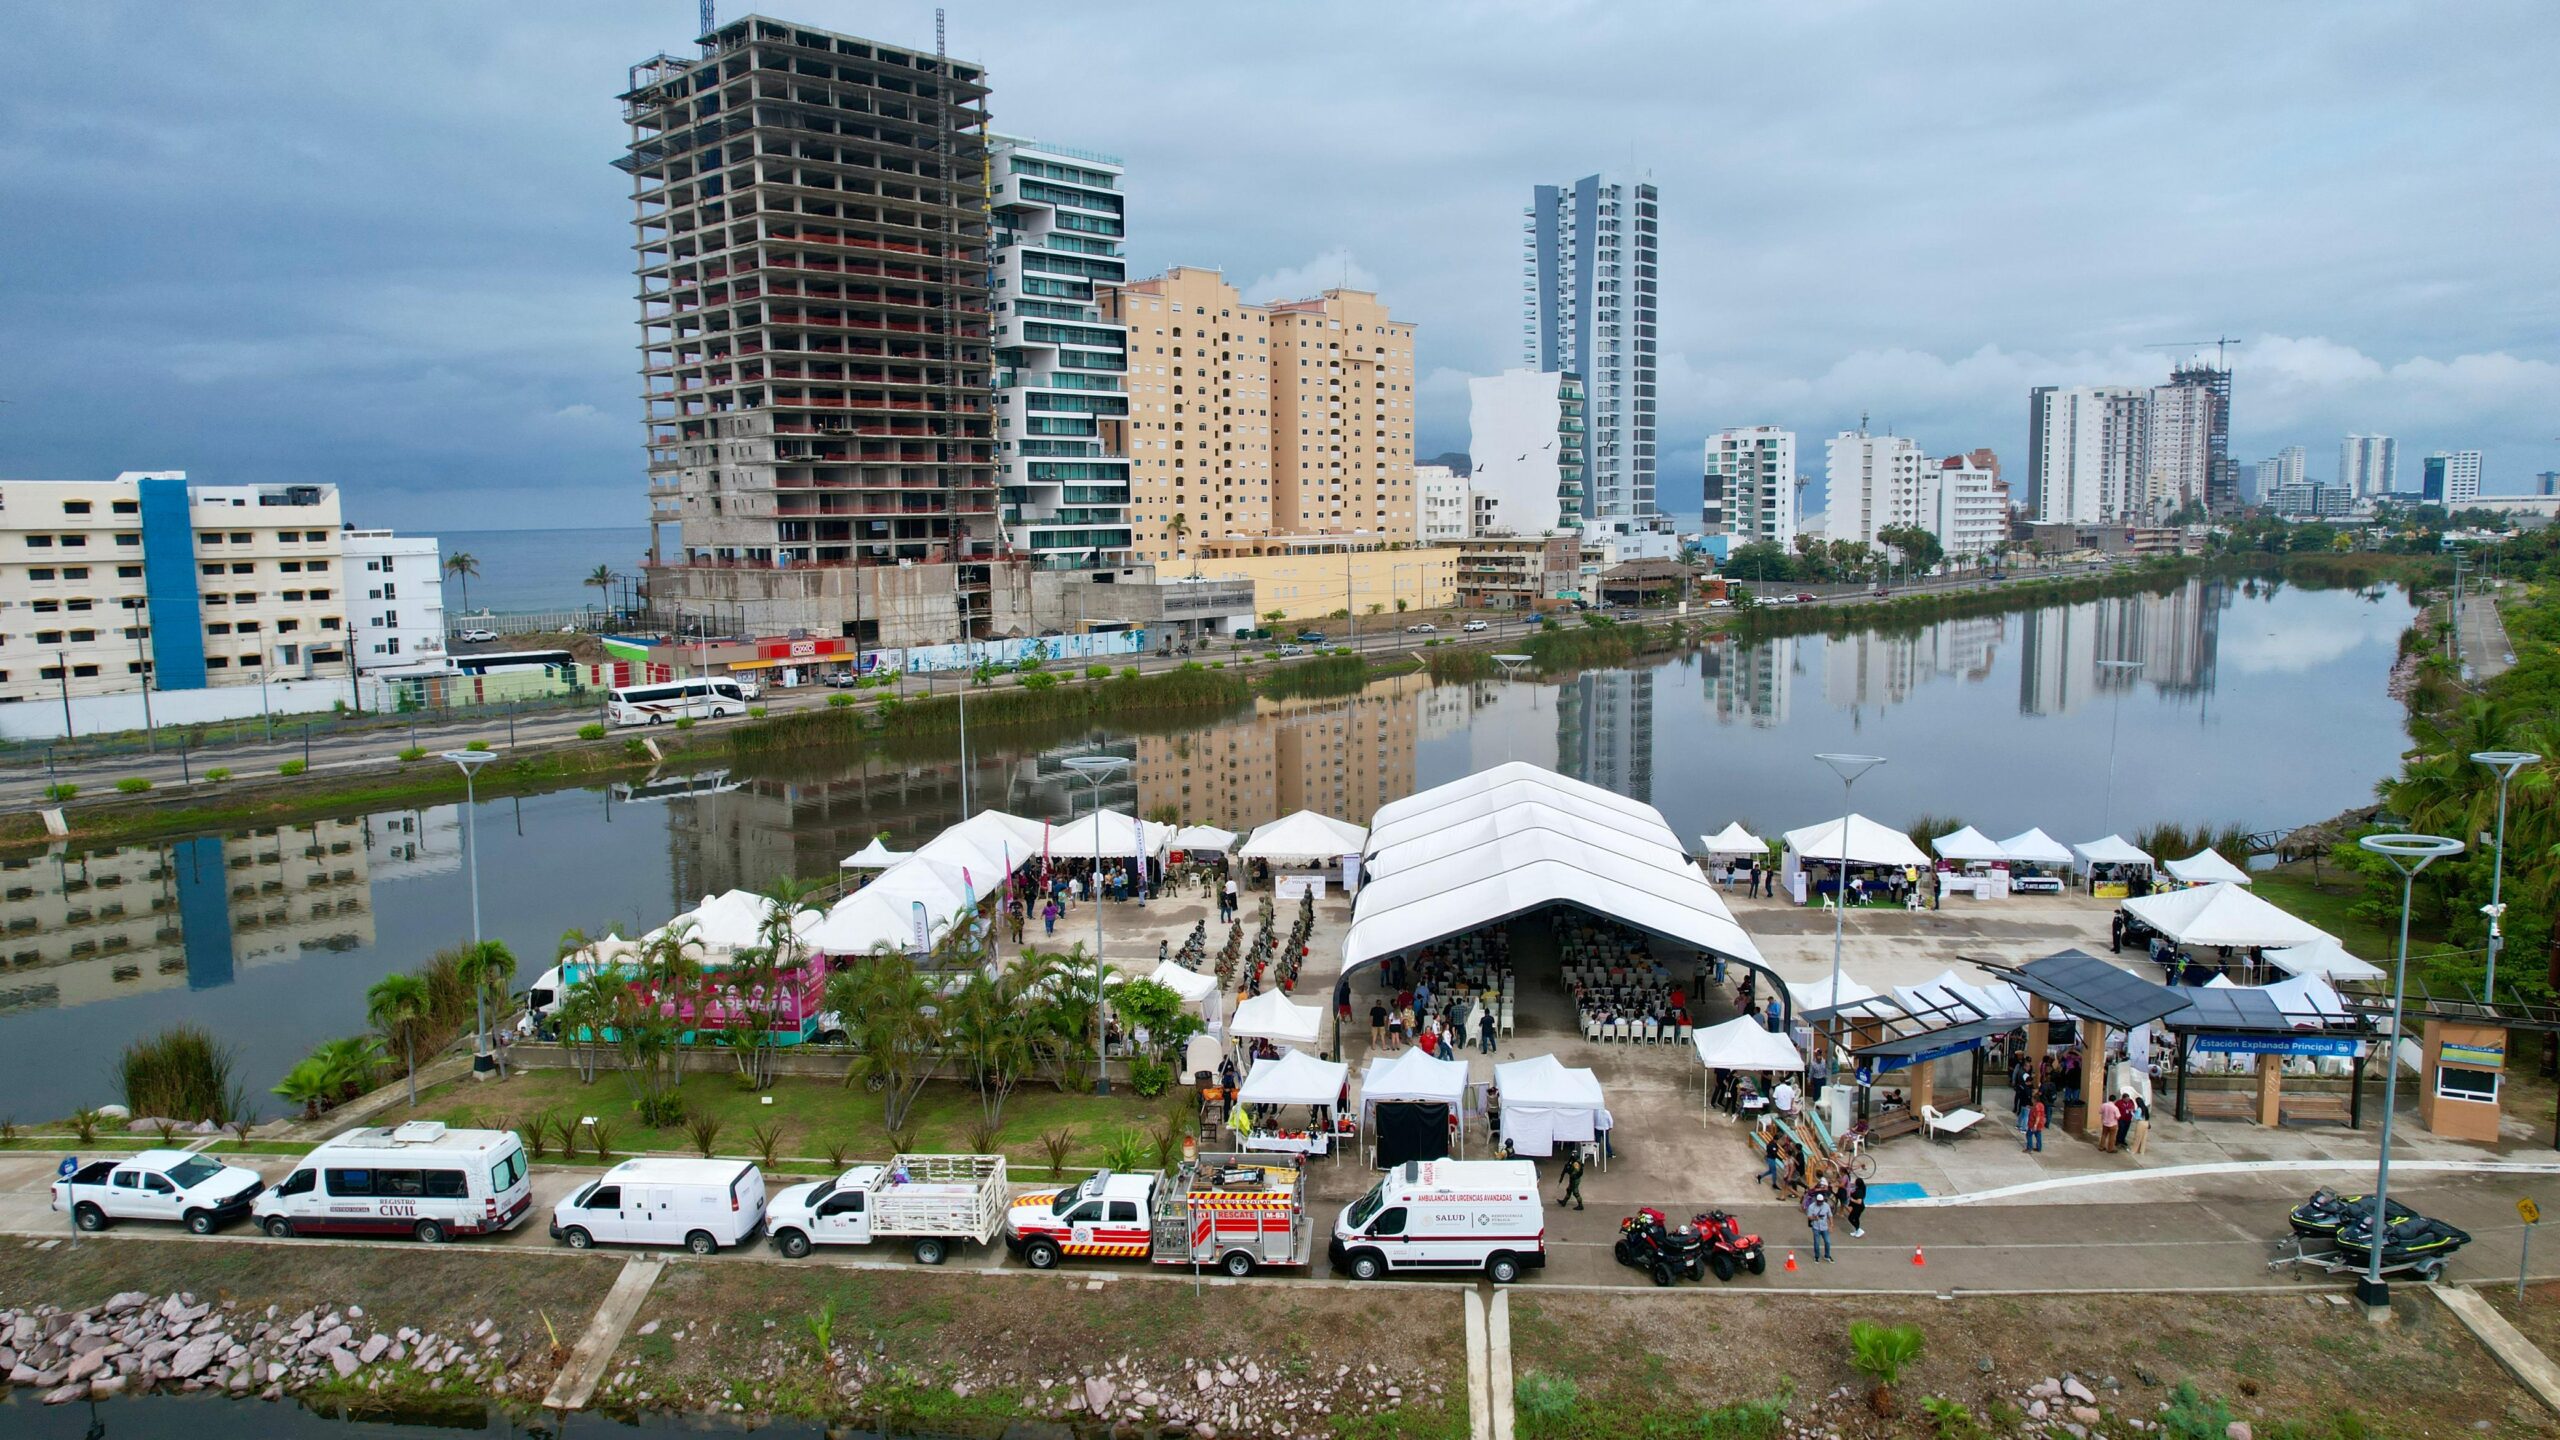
[1998,949,2192,1031]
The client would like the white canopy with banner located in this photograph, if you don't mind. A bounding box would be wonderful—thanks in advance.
[1170,824,1240,856]
[2073,834,2158,872]
[1996,828,2074,867]
[1781,814,1933,871]
[1238,1047,1347,1106]
[2164,848,2253,886]
[1240,810,1370,863]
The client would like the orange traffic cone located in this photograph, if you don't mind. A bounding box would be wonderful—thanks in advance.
[1783,1250,1797,1272]
[1912,1247,1927,1267]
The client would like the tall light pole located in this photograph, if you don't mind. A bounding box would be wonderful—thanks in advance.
[2470,750,2538,996]
[2354,831,2463,1318]
[1063,754,1131,1095]
[2096,658,2143,833]
[956,591,972,820]
[444,749,498,1075]
[1813,753,1885,1063]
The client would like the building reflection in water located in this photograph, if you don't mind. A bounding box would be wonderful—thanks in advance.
[2020,576,2227,716]
[0,808,467,1016]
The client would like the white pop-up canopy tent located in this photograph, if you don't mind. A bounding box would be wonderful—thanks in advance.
[1147,960,1221,1008]
[1930,826,2010,863]
[840,836,911,870]
[1360,1047,1472,1165]
[1041,808,1175,861]
[853,857,978,917]
[1690,1014,1804,1073]
[2262,939,2385,984]
[1229,989,1324,1049]
[2073,834,2158,872]
[1170,824,1240,855]
[661,890,824,955]
[2121,882,2332,950]
[1997,828,2074,867]
[1492,1053,1605,1159]
[1240,810,1369,864]
[2164,848,2254,886]
[1238,1047,1347,1106]
[1783,814,1933,871]
[1700,822,1768,862]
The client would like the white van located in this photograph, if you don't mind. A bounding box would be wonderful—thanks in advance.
[1329,1159,1545,1283]
[254,1122,531,1243]
[550,1157,766,1255]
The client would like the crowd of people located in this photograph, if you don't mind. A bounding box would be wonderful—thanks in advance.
[1561,919,1694,1040]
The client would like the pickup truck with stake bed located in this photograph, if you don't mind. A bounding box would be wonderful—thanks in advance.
[765,1154,1008,1264]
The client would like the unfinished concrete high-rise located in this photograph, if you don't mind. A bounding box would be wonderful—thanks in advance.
[620,15,1004,642]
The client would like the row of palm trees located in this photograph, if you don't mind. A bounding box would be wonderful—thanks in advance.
[275,942,517,1118]
[2373,694,2556,996]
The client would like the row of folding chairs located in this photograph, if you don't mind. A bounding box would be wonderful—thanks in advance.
[1579,1014,1693,1045]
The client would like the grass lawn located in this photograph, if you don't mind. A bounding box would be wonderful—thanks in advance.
[379,1066,1180,1177]
[2251,861,2439,960]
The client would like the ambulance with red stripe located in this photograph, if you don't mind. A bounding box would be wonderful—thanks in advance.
[1329,1159,1545,1283]
[1004,1154,1310,1276]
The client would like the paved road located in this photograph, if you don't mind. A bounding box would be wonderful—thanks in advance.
[2460,581,2517,683]
[5,1147,2552,1297]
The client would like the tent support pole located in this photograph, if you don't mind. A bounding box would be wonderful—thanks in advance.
[2350,1047,2365,1131]
[2174,1033,2191,1123]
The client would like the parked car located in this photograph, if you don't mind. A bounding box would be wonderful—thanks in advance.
[1276,644,1307,657]
[732,677,765,701]
[1405,622,1437,634]
[1295,630,1328,644]
[456,628,499,644]
[53,1150,265,1235]
[550,1157,767,1255]
[1707,598,1733,609]
[1461,620,1490,633]
[822,670,863,688]
[1792,592,1818,603]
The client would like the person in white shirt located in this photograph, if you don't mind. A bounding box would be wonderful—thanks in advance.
[1772,1079,1799,1116]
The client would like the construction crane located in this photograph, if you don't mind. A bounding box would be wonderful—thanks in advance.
[700,0,715,52]
[2145,336,2244,369]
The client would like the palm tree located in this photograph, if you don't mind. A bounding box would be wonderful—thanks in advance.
[313,1036,386,1105]
[583,565,616,617]
[825,950,943,1130]
[272,1058,336,1120]
[445,552,480,618]
[365,972,432,1107]
[456,939,518,1055]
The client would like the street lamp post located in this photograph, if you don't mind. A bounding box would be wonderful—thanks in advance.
[2470,750,2538,997]
[2354,831,2464,1318]
[1063,754,1131,1095]
[2096,659,2143,833]
[444,749,499,1076]
[1813,753,1886,1070]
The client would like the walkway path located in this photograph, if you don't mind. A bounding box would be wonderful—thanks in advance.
[543,1256,663,1410]
[2460,581,2517,683]
[2433,1282,2560,1416]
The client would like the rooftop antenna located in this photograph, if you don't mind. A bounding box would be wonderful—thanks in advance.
[699,0,714,52]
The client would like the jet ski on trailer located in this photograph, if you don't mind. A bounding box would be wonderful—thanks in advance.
[2288,1187,2417,1240]
[2331,1211,2471,1278]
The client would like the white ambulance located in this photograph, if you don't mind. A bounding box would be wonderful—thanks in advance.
[254,1122,531,1243]
[1328,1159,1545,1283]
[549,1157,767,1254]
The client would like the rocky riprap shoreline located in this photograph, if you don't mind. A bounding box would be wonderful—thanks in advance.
[2,1289,531,1406]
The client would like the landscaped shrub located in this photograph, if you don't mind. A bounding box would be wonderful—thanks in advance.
[120,1025,237,1123]
[278,760,308,777]
[673,715,696,730]
[114,777,151,794]
[828,692,856,708]
[1018,670,1058,690]
[203,767,231,783]
[577,723,608,740]
[1085,664,1113,679]
[465,739,491,752]
[747,705,766,718]
[397,747,426,762]
[42,783,77,803]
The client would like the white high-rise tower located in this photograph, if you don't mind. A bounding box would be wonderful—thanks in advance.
[1524,174,1658,532]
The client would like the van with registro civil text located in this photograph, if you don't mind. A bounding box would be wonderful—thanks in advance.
[254,1122,531,1243]
[550,1157,766,1255]
[1329,1159,1545,1283]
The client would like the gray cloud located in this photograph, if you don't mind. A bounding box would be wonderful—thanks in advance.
[2,0,2552,531]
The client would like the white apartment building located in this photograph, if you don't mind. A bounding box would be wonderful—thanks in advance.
[1918,455,2007,561]
[2028,385,2149,524]
[2339,433,2397,498]
[1416,464,1469,542]
[2256,446,2307,497]
[1525,174,1657,527]
[0,472,348,705]
[1702,427,1799,552]
[2145,382,2217,517]
[1465,369,1586,535]
[343,529,446,673]
[1822,429,1926,547]
[2426,450,2483,506]
[989,136,1134,567]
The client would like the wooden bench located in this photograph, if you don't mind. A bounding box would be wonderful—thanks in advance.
[1862,1109,1925,1144]
[2182,1091,2255,1120]
[2281,1094,2353,1127]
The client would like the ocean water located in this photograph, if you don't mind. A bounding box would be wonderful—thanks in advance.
[424,526,652,616]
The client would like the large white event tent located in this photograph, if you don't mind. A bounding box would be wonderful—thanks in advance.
[805,887,947,954]
[1782,815,1933,871]
[1229,989,1324,1049]
[1930,826,2009,863]
[1170,824,1240,856]
[2073,834,2158,873]
[2261,939,2385,984]
[1997,829,2074,867]
[663,890,823,954]
[852,857,978,917]
[1699,822,1768,862]
[1341,764,1764,980]
[1361,1047,1472,1162]
[1239,810,1369,863]
[2163,848,2254,886]
[1493,1053,1605,1159]
[2121,882,2331,950]
[1690,1015,1803,1075]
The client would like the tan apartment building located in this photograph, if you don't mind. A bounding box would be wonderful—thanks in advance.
[1265,290,1416,539]
[1191,535,1457,623]
[1101,270,1419,566]
[1099,268,1275,564]
[1133,674,1423,832]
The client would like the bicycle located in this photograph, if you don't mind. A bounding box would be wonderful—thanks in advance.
[1833,1122,1879,1180]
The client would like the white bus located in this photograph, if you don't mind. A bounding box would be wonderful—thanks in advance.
[607,677,749,727]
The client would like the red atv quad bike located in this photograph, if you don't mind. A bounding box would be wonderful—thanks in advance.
[1613,1206,1705,1285]
[1694,1209,1767,1281]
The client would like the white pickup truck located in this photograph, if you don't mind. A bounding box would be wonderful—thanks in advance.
[765,1153,1007,1264]
[52,1150,265,1234]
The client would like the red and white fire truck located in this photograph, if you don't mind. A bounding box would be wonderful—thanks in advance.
[1004,1154,1310,1277]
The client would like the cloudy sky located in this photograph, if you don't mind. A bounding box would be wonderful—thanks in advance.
[4,1,2554,530]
